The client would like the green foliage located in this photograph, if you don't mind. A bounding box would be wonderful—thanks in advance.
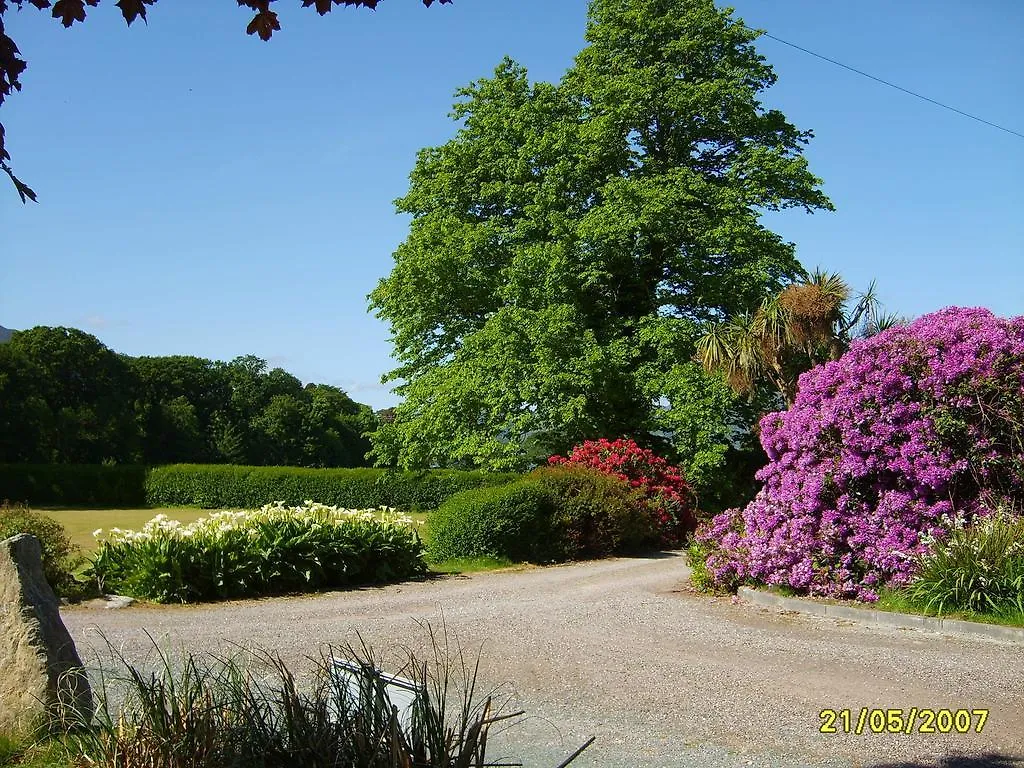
[144,464,516,510]
[89,503,427,603]
[526,465,655,559]
[903,511,1024,617]
[0,734,70,768]
[0,734,18,765]
[685,540,725,594]
[0,502,80,596]
[0,328,138,464]
[0,464,147,507]
[370,0,831,472]
[427,483,558,564]
[428,466,662,564]
[0,329,379,469]
[0,464,514,510]
[693,445,767,517]
[128,354,229,464]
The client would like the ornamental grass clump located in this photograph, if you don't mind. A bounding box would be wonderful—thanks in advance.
[904,508,1024,616]
[696,307,1024,600]
[67,629,591,768]
[89,501,426,603]
[548,438,696,547]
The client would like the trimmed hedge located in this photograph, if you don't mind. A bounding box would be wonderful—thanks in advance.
[144,464,517,510]
[0,463,516,510]
[427,482,559,564]
[0,464,147,507]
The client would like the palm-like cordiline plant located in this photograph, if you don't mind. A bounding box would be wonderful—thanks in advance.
[697,270,900,408]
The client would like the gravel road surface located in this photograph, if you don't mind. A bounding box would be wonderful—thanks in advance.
[63,554,1024,768]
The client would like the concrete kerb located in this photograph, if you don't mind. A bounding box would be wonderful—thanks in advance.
[737,586,1024,644]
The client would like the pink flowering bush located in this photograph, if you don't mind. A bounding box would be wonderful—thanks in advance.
[549,438,696,546]
[696,307,1024,600]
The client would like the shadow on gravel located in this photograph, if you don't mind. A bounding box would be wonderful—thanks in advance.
[866,754,1023,768]
[621,549,684,560]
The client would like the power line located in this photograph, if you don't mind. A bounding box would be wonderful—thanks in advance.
[759,31,1024,141]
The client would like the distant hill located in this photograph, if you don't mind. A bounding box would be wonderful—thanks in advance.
[0,326,13,343]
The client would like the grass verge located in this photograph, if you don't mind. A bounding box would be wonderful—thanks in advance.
[873,588,1024,628]
[428,556,523,574]
[748,583,1024,628]
[39,508,431,555]
[39,508,212,552]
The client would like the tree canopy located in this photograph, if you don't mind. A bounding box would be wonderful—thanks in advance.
[369,0,833,479]
[0,0,451,201]
[0,326,377,466]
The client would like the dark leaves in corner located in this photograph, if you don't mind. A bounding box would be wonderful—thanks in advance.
[115,0,156,25]
[246,7,280,40]
[51,0,96,27]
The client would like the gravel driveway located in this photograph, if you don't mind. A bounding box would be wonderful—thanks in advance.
[62,553,1024,768]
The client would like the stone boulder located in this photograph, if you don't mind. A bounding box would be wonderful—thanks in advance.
[0,533,93,734]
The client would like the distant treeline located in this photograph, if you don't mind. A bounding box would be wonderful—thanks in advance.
[0,326,378,467]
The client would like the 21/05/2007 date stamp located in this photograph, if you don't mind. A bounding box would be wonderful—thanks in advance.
[819,708,989,735]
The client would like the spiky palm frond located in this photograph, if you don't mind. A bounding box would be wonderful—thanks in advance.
[727,312,765,384]
[695,322,734,375]
[862,311,906,337]
[697,314,768,399]
[753,294,793,355]
[806,268,850,306]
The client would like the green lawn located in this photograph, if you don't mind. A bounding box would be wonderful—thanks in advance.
[39,508,213,552]
[873,588,1024,628]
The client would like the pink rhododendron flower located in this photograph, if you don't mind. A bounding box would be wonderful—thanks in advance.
[696,307,1024,600]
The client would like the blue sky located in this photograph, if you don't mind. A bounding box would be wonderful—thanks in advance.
[2,0,1022,409]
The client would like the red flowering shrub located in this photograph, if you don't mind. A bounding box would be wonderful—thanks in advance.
[549,438,696,546]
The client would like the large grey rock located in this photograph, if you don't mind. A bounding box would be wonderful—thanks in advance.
[0,534,93,734]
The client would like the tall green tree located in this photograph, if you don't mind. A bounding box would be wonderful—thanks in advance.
[127,354,230,463]
[0,328,378,468]
[302,384,376,467]
[369,0,832,473]
[0,341,54,462]
[0,327,138,462]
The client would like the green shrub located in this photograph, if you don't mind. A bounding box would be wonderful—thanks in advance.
[684,539,724,593]
[0,501,81,596]
[144,464,516,510]
[428,468,665,565]
[0,464,147,507]
[427,482,558,564]
[525,465,656,559]
[89,502,427,603]
[903,509,1024,616]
